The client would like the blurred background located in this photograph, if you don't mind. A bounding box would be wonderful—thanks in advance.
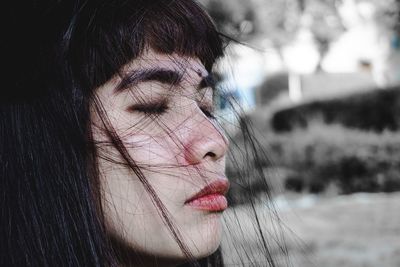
[199,0,400,266]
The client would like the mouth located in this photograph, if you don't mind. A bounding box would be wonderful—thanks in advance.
[184,179,230,212]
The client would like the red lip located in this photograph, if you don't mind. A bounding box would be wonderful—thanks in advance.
[185,179,230,211]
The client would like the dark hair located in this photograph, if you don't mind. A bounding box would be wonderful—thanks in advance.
[0,1,288,266]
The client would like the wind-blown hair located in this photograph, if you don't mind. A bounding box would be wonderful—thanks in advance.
[0,0,288,266]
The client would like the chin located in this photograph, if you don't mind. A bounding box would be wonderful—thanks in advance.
[107,212,224,267]
[183,212,224,258]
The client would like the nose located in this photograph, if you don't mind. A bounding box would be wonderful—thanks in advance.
[183,116,229,165]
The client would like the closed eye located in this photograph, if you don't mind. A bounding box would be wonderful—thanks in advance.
[127,101,169,115]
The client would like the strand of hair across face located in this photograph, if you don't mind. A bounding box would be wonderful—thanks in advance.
[92,95,202,267]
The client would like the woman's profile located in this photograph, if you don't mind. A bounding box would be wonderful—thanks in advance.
[0,0,288,266]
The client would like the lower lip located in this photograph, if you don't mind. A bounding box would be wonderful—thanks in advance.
[186,194,228,211]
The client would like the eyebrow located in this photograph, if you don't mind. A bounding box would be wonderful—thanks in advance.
[114,68,215,94]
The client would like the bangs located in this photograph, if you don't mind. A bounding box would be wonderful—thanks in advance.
[144,1,224,68]
[67,0,224,91]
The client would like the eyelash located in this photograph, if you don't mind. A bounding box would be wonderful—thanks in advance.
[128,102,215,119]
[128,102,168,115]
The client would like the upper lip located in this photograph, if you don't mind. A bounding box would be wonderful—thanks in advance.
[185,179,230,204]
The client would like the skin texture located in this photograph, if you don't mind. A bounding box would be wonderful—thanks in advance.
[91,49,229,266]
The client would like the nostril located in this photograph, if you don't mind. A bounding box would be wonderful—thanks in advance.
[204,151,216,158]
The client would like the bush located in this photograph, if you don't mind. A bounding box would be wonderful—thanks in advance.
[309,178,326,194]
[285,175,304,192]
[271,87,400,132]
[226,117,400,199]
[382,169,400,192]
[260,123,400,194]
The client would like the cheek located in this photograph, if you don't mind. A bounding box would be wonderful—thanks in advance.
[120,110,198,166]
[100,170,175,255]
[122,133,202,195]
[97,135,198,258]
[124,133,182,165]
[97,130,190,210]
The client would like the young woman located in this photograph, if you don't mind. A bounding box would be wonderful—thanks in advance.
[0,0,288,266]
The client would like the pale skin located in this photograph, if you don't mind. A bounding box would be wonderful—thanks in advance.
[91,49,229,266]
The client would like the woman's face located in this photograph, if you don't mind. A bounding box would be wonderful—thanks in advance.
[91,49,229,265]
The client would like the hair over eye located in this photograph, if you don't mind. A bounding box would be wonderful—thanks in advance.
[127,101,169,115]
